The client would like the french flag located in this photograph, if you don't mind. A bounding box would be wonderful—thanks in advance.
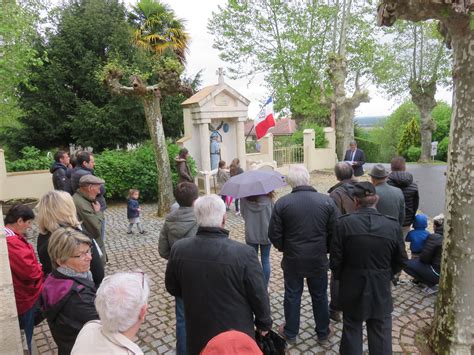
[255,96,275,140]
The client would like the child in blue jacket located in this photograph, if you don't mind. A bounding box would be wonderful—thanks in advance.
[127,189,146,235]
[406,214,430,258]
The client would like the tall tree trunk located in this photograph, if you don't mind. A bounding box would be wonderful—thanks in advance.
[142,95,174,216]
[329,56,369,159]
[430,19,474,355]
[106,72,174,216]
[409,80,437,162]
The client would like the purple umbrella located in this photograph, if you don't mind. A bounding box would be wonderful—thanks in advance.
[220,170,287,199]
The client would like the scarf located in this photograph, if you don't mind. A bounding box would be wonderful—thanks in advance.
[57,266,93,282]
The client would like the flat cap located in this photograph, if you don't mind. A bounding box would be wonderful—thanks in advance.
[353,182,376,198]
[79,175,105,186]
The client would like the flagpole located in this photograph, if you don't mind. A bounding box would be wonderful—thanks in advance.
[245,92,275,142]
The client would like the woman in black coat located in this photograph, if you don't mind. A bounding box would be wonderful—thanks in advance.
[37,190,104,287]
[41,227,99,355]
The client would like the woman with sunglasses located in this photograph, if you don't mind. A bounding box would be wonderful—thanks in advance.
[41,227,99,355]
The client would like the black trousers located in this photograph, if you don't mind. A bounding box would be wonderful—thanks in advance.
[329,273,340,311]
[340,313,392,355]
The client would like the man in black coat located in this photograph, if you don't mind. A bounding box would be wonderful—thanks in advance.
[165,194,272,355]
[268,165,339,345]
[387,156,420,235]
[331,182,408,355]
[50,150,73,194]
[343,141,365,177]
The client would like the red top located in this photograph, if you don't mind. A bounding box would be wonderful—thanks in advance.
[4,227,44,315]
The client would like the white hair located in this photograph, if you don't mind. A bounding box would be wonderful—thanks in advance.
[194,194,226,227]
[287,165,310,188]
[95,272,150,333]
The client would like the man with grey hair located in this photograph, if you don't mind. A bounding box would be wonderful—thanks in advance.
[165,194,272,354]
[72,272,149,354]
[269,165,339,345]
[343,141,365,176]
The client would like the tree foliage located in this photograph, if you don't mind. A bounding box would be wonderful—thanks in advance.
[397,116,421,157]
[0,1,43,128]
[208,0,379,123]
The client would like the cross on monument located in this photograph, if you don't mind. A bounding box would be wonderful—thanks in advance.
[216,67,225,84]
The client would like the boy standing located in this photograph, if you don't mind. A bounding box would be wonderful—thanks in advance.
[158,182,199,354]
[127,189,146,235]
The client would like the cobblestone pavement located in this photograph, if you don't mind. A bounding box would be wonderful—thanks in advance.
[33,171,436,354]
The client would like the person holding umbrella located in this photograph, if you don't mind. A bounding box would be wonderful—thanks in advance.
[240,191,275,288]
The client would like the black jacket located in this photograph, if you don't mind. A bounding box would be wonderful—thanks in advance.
[165,227,272,355]
[420,229,443,274]
[37,228,104,287]
[343,149,365,176]
[330,208,407,320]
[268,186,339,277]
[50,162,73,194]
[70,166,107,211]
[387,171,419,227]
[41,270,98,355]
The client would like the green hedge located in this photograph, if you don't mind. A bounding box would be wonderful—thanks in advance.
[355,137,380,163]
[6,142,196,201]
[6,146,51,171]
[94,142,196,201]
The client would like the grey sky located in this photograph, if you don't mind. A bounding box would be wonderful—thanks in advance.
[134,0,453,119]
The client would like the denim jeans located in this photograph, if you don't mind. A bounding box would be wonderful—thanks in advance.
[175,297,187,355]
[283,272,329,340]
[235,199,240,212]
[18,304,36,354]
[247,243,271,288]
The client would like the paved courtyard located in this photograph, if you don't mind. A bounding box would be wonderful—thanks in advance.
[33,171,436,354]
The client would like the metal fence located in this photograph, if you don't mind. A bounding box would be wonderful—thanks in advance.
[273,146,304,167]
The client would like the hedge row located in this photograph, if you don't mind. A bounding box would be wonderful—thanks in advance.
[6,142,196,201]
[355,137,381,163]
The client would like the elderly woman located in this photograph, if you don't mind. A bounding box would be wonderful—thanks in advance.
[72,272,150,354]
[41,227,99,355]
[37,190,104,286]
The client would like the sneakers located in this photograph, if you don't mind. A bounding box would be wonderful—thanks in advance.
[126,231,133,235]
[139,231,147,235]
[317,326,333,346]
[236,211,241,216]
[277,323,296,345]
[423,285,439,295]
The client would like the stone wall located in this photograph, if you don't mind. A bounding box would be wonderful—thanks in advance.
[0,149,53,201]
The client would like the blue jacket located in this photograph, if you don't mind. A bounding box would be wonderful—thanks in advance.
[406,214,430,253]
[127,199,140,219]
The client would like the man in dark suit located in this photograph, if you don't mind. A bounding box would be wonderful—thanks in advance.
[330,182,408,355]
[343,141,365,177]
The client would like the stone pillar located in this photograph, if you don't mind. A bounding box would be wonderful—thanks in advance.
[198,123,211,172]
[304,129,316,171]
[236,118,247,170]
[324,127,336,151]
[0,216,23,354]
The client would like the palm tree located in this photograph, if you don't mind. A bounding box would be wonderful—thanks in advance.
[129,0,189,63]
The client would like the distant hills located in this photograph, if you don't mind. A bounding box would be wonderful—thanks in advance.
[354,116,387,127]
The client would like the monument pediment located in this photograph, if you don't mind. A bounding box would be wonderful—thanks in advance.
[182,83,250,109]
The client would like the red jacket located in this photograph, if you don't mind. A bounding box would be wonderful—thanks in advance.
[5,227,44,315]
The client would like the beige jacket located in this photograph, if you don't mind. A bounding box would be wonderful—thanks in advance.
[72,321,143,355]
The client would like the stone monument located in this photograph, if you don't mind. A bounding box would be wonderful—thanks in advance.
[179,68,250,175]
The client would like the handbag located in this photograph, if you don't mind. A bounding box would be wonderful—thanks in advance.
[255,330,287,355]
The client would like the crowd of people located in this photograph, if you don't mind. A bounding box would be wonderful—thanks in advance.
[3,144,445,355]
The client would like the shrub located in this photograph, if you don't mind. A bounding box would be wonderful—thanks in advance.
[406,145,421,162]
[6,146,51,172]
[354,137,380,163]
[436,136,449,162]
[291,122,328,148]
[94,142,196,201]
[397,117,421,157]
